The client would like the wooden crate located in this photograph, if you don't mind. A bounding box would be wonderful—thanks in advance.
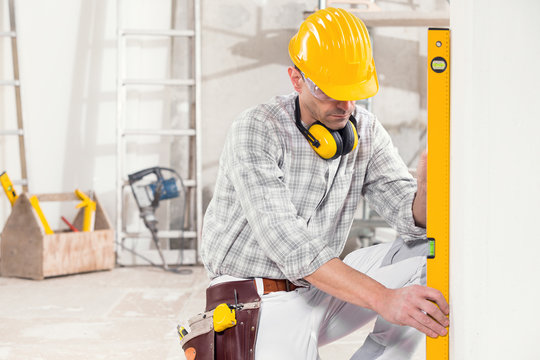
[0,192,115,280]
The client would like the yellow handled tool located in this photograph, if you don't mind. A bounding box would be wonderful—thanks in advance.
[0,171,18,206]
[177,325,188,341]
[29,195,54,235]
[75,189,96,232]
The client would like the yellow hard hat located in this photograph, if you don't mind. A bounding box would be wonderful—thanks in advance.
[288,7,379,101]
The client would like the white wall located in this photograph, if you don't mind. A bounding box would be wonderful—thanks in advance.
[0,0,117,228]
[450,0,540,358]
[1,0,437,230]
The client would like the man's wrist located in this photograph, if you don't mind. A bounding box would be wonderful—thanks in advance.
[368,285,390,314]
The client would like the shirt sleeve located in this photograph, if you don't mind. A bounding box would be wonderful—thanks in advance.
[224,109,336,282]
[362,118,427,241]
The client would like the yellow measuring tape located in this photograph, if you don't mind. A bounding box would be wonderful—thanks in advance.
[426,27,450,359]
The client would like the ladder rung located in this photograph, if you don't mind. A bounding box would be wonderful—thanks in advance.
[122,129,196,136]
[0,129,24,136]
[0,80,20,86]
[122,79,195,86]
[0,31,16,37]
[12,178,28,186]
[121,29,195,37]
[122,230,197,239]
[121,178,197,187]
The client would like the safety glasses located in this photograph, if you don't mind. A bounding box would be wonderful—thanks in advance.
[299,71,337,102]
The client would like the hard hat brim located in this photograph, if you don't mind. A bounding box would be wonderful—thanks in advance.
[321,61,379,101]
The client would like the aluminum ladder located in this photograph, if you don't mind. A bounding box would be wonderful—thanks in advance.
[1,0,28,192]
[115,0,202,266]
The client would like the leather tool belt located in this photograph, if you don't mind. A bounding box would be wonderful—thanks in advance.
[180,278,302,360]
[259,278,301,294]
[207,280,261,360]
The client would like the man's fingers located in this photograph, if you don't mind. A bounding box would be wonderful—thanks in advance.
[411,309,448,337]
[425,288,450,315]
[421,299,449,328]
[408,314,439,338]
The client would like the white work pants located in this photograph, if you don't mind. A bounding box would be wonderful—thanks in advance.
[254,239,427,360]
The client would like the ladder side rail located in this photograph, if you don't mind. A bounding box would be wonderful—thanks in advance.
[8,0,28,191]
[194,0,203,262]
[115,0,127,248]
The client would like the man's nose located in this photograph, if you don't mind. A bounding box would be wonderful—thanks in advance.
[337,101,354,113]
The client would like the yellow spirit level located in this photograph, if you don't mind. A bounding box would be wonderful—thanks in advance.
[0,171,18,206]
[426,28,451,359]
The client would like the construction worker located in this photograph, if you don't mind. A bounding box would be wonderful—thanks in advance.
[199,7,449,360]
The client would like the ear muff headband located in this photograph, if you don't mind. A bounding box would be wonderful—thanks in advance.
[294,96,359,160]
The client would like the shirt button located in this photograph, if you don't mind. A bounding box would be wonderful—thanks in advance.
[264,194,270,200]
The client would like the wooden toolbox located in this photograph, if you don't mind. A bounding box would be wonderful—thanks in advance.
[0,192,115,280]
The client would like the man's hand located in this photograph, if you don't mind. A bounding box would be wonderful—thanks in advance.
[375,284,449,338]
[305,258,449,338]
[412,150,427,227]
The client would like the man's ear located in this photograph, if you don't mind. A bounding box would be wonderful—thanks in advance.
[288,66,303,93]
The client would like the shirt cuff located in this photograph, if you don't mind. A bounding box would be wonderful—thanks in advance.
[399,193,427,242]
[282,240,336,286]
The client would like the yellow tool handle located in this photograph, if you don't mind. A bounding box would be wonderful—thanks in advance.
[29,195,54,235]
[0,171,18,206]
[177,325,188,341]
[75,188,91,204]
[75,189,96,232]
[82,207,95,232]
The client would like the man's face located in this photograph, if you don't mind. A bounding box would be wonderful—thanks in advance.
[302,90,355,131]
[289,67,356,130]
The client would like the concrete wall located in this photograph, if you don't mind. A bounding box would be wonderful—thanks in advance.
[0,0,441,235]
[201,0,448,202]
[450,0,540,358]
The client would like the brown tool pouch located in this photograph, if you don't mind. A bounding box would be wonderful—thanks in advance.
[206,280,262,360]
[180,280,261,360]
[180,313,215,360]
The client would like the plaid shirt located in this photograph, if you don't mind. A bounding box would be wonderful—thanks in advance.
[201,93,426,284]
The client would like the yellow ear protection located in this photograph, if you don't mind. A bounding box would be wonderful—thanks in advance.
[294,96,359,160]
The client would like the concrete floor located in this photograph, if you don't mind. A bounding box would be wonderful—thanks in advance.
[0,266,425,359]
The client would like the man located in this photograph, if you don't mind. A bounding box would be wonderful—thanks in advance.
[200,7,449,360]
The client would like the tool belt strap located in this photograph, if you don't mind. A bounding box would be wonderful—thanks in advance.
[260,278,303,294]
[188,301,261,327]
